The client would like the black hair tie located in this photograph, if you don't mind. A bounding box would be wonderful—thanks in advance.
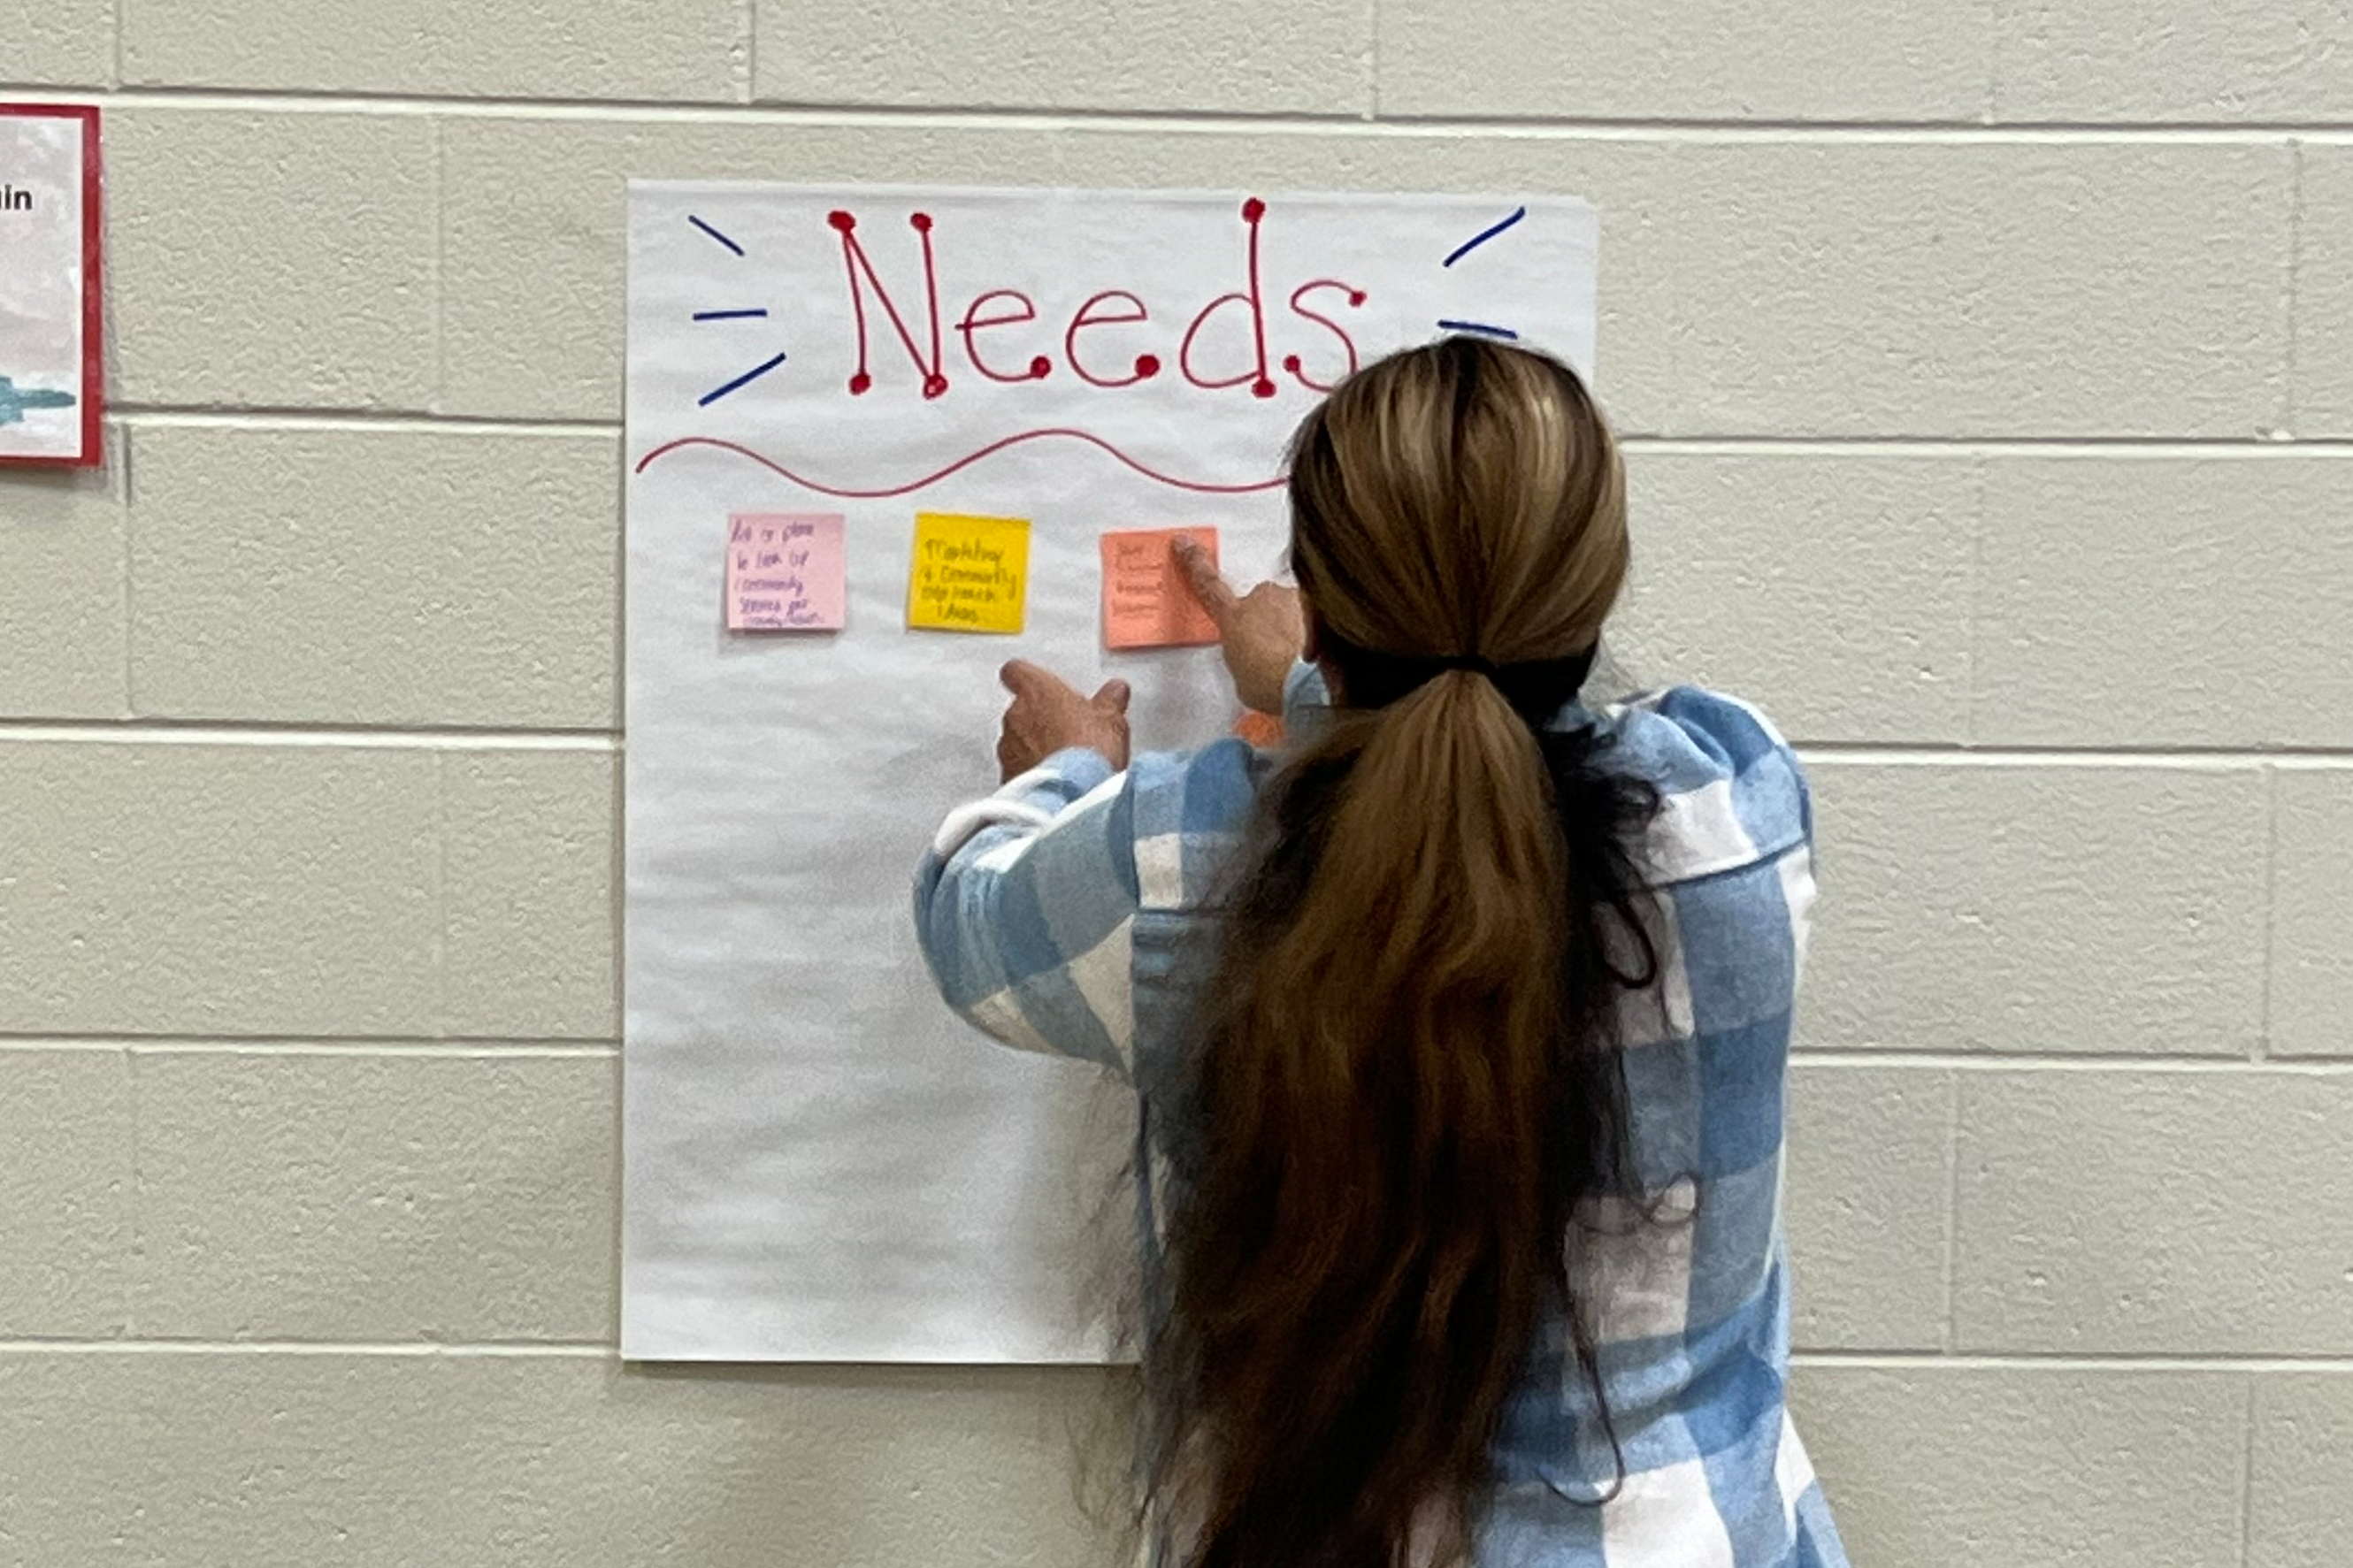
[1337,643,1598,725]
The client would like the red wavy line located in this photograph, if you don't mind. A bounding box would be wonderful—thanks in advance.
[631,429,1287,498]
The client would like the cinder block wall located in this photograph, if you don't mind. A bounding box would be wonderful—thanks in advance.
[3,4,2348,1563]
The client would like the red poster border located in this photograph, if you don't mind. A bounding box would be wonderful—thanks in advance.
[0,103,103,469]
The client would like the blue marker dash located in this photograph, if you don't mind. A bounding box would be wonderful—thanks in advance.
[0,375,77,428]
[1437,319,1520,340]
[1442,206,1527,267]
[688,215,745,256]
[698,351,789,407]
[693,308,770,321]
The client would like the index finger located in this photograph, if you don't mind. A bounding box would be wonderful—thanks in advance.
[1171,536,1238,624]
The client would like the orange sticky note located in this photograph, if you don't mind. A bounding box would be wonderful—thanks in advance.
[1234,710,1285,748]
[727,513,847,632]
[1101,527,1220,650]
[908,512,1030,634]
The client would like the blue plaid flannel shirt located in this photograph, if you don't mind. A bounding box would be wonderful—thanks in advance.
[915,665,1849,1568]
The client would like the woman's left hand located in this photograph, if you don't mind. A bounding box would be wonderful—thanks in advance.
[997,661,1132,781]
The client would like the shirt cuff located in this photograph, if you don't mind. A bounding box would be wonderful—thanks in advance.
[1021,746,1119,804]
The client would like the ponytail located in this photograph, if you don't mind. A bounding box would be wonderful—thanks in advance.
[1146,666,1656,1568]
[1142,336,1651,1568]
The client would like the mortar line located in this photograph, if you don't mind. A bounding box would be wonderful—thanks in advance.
[432,119,449,414]
[121,1045,142,1340]
[115,425,134,721]
[96,409,2353,454]
[8,1037,2345,1067]
[741,0,758,105]
[0,1338,614,1357]
[2257,768,2282,1061]
[8,722,2353,766]
[1981,1,2003,125]
[115,406,617,434]
[1962,454,1988,745]
[1798,745,2353,767]
[0,1033,616,1052]
[0,721,617,748]
[432,752,452,1041]
[9,82,2353,139]
[1621,436,2353,455]
[1940,1071,1963,1352]
[2238,1376,2259,1568]
[0,1339,2343,1370]
[1796,1350,2353,1373]
[1793,1050,2353,1072]
[2283,140,2307,436]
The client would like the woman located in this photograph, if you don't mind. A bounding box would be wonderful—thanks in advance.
[915,338,1846,1568]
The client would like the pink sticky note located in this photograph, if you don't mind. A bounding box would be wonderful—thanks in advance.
[727,513,847,632]
[1101,527,1220,650]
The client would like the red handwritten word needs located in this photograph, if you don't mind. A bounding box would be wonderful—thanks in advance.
[825,198,1368,402]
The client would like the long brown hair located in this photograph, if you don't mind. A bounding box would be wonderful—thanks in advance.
[1143,338,1659,1568]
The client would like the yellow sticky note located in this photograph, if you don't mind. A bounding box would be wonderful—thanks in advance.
[908,512,1031,634]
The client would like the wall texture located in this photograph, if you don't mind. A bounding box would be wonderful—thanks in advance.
[2,3,2349,1563]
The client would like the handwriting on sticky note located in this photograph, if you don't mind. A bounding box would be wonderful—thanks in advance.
[908,512,1030,633]
[1100,527,1220,651]
[728,513,847,632]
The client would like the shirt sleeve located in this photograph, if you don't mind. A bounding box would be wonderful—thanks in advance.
[912,746,1144,1078]
[1611,685,1819,1021]
[1609,686,1813,881]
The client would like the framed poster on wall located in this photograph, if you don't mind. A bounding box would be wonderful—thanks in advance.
[0,103,103,468]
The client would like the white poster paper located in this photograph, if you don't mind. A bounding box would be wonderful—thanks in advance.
[0,105,99,466]
[625,182,1598,1362]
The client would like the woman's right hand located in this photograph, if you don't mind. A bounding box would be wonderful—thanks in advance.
[1175,538,1307,715]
